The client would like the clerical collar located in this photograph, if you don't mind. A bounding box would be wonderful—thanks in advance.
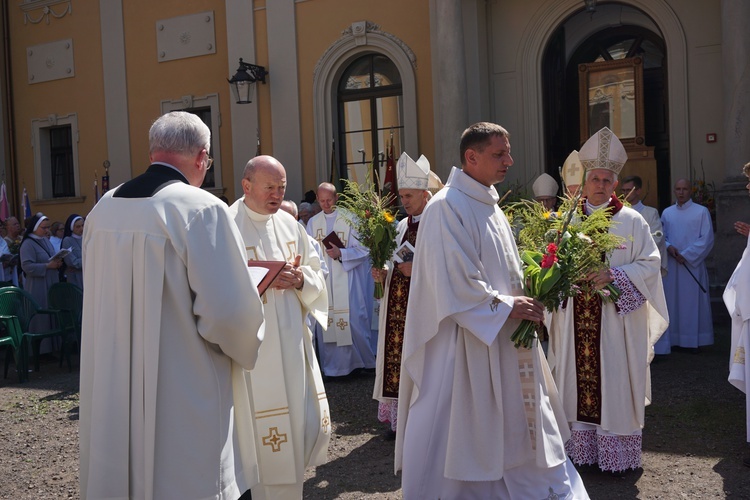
[242,201,272,222]
[584,194,623,216]
[447,167,500,205]
[631,201,644,212]
[411,213,422,223]
[324,211,337,219]
[676,199,694,209]
[151,162,188,181]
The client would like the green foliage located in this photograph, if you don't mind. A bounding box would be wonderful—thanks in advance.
[337,178,399,298]
[505,193,626,348]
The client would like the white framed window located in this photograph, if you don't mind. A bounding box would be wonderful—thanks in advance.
[313,21,418,185]
[161,93,223,194]
[31,112,80,200]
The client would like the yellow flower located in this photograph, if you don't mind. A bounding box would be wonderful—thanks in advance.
[543,211,551,220]
[384,212,395,223]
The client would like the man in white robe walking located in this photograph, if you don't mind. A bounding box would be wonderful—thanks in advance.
[79,111,265,499]
[658,178,714,354]
[725,161,750,467]
[306,183,376,377]
[229,156,331,499]
[396,122,588,499]
[547,127,669,474]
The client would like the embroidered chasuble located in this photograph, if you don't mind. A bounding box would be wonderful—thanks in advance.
[547,195,668,436]
[229,200,330,489]
[309,210,354,346]
[374,217,418,401]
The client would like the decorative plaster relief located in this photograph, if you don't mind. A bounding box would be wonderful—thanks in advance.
[27,39,75,84]
[21,0,72,25]
[316,20,417,77]
[156,11,216,62]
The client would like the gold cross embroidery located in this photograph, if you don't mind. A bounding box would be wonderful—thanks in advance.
[314,228,325,243]
[336,317,348,330]
[327,316,333,327]
[321,409,331,432]
[262,427,288,452]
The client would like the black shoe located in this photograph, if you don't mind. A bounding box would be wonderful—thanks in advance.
[383,429,397,441]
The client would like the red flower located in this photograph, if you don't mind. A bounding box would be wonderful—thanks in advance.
[365,209,371,218]
[546,243,558,255]
[541,253,558,269]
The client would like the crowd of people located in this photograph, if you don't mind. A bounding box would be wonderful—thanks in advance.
[0,212,84,353]
[74,110,750,499]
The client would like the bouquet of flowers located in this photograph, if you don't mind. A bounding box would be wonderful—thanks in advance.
[337,178,399,299]
[504,193,625,348]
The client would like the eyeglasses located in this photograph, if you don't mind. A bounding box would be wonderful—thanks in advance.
[204,152,214,170]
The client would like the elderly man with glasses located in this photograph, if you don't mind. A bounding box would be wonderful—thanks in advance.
[79,111,265,499]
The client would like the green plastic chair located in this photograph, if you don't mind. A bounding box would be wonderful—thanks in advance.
[0,287,74,378]
[47,282,83,358]
[0,317,24,382]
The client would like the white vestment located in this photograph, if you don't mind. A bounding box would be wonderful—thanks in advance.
[658,199,714,353]
[229,200,331,499]
[307,210,376,376]
[396,167,588,499]
[726,233,750,441]
[80,168,265,500]
[547,203,668,436]
[632,201,667,275]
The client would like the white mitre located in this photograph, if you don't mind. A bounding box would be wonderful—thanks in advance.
[532,173,558,198]
[579,126,628,175]
[397,152,430,190]
[561,150,583,188]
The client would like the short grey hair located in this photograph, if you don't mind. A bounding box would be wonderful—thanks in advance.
[149,111,210,156]
[585,169,618,182]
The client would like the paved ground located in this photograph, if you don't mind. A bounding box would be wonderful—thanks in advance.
[2,321,750,498]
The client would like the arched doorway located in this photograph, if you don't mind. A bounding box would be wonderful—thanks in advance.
[542,14,671,210]
[336,53,404,184]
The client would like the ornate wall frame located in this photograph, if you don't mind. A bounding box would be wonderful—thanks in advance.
[578,57,646,149]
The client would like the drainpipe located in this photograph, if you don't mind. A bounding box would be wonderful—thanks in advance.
[2,0,17,216]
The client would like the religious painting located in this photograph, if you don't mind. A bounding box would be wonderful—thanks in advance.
[578,57,646,149]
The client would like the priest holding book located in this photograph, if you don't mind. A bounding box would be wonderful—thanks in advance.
[306,182,377,377]
[229,155,330,499]
[371,152,434,438]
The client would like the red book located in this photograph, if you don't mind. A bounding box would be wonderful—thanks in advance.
[322,231,345,250]
[248,260,287,296]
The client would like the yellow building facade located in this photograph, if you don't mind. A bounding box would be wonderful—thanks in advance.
[0,0,748,287]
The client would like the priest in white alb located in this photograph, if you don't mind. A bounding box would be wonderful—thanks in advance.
[396,122,588,499]
[306,182,376,377]
[658,178,714,354]
[619,175,667,276]
[546,127,669,474]
[371,152,436,437]
[725,161,750,467]
[229,156,330,499]
[80,111,265,499]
